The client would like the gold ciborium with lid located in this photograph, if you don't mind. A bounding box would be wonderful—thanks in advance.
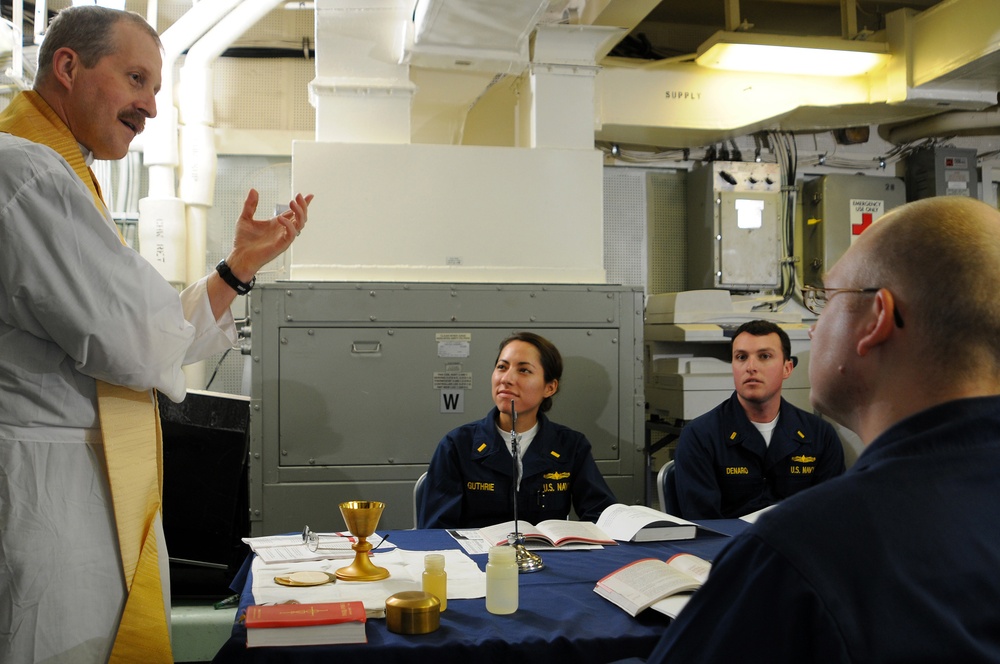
[335,500,390,581]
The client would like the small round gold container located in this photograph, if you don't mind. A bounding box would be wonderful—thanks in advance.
[385,591,441,635]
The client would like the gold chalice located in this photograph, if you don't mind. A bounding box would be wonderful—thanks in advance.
[335,500,390,581]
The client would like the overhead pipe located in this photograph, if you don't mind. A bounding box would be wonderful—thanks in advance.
[32,0,45,45]
[139,0,242,289]
[178,0,288,289]
[145,0,158,31]
[11,0,23,84]
[146,0,242,199]
[885,105,1000,144]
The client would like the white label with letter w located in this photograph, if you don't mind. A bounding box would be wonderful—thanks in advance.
[440,390,464,414]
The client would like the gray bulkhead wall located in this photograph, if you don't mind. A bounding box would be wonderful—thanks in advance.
[248,282,645,534]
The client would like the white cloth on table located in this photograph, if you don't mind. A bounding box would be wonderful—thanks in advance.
[251,548,488,616]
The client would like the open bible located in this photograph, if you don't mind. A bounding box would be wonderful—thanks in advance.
[593,553,712,618]
[478,519,616,548]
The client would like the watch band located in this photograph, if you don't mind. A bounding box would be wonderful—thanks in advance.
[215,260,255,295]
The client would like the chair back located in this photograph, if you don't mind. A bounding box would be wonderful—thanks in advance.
[413,471,428,529]
[657,460,680,516]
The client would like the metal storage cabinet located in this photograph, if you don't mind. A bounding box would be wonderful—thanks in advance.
[248,282,646,534]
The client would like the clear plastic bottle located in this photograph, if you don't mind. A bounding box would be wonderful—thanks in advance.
[485,546,518,615]
[422,553,447,612]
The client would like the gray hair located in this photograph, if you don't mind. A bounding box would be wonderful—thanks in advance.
[35,5,161,87]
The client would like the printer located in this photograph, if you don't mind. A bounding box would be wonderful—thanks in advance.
[645,290,813,422]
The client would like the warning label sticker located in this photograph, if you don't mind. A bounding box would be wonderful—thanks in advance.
[850,199,885,240]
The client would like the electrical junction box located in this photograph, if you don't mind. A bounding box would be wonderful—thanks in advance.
[801,174,906,287]
[687,161,783,291]
[905,146,979,200]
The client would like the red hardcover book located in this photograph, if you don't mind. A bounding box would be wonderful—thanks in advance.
[245,601,367,647]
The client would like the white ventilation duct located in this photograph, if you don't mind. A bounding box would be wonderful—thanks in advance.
[307,0,550,145]
[310,0,414,143]
[523,22,626,149]
[406,0,547,72]
[402,0,550,144]
[292,0,608,283]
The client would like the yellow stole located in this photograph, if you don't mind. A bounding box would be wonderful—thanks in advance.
[0,91,173,662]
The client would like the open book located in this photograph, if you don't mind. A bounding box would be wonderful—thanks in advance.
[596,503,698,542]
[478,519,616,548]
[740,504,777,523]
[593,553,712,618]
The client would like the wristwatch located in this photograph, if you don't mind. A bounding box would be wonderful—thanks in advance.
[215,260,255,295]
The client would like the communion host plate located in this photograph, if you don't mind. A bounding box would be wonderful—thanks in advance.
[273,571,337,587]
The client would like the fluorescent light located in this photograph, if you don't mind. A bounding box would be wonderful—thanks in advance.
[695,31,890,77]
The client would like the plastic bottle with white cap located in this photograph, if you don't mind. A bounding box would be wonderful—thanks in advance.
[422,553,447,612]
[485,545,518,614]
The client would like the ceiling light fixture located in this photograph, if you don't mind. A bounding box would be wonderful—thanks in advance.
[695,31,890,77]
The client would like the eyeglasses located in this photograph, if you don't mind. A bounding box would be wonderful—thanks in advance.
[801,286,904,328]
[300,526,391,554]
[301,526,354,553]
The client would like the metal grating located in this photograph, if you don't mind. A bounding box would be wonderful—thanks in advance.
[200,155,294,395]
[207,155,294,283]
[603,167,648,290]
[603,166,688,298]
[212,57,316,132]
[646,170,687,295]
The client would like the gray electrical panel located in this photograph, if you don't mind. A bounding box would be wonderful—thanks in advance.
[687,161,784,291]
[905,146,979,200]
[248,282,646,535]
[801,174,906,286]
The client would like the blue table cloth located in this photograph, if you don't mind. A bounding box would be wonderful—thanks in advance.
[212,523,744,663]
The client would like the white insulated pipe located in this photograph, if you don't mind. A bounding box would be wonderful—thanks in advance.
[147,0,244,194]
[139,0,242,288]
[12,0,23,82]
[178,0,288,286]
[886,106,1000,145]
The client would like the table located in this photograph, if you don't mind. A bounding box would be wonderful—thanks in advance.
[212,523,746,664]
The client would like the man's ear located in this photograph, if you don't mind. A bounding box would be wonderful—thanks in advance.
[856,288,897,357]
[49,47,80,91]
